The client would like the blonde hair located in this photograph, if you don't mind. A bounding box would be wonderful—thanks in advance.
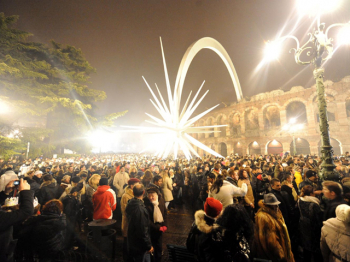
[88,174,101,189]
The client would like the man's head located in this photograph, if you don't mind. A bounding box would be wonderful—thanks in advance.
[207,173,216,184]
[147,187,159,203]
[133,183,145,198]
[270,178,281,191]
[68,166,74,173]
[153,175,163,187]
[263,193,280,212]
[90,165,97,172]
[322,181,343,200]
[120,166,125,173]
[128,178,140,189]
[305,170,318,182]
[34,170,43,178]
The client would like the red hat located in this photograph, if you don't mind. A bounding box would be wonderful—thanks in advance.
[204,198,223,218]
[128,178,140,186]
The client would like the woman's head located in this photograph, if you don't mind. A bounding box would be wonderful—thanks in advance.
[89,174,101,189]
[238,169,248,180]
[143,170,153,182]
[42,199,63,215]
[216,204,254,242]
[300,185,314,197]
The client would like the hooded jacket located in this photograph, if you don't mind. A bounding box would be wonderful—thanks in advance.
[321,217,350,262]
[186,210,216,261]
[252,201,295,262]
[92,185,116,220]
[125,198,152,254]
[37,179,59,206]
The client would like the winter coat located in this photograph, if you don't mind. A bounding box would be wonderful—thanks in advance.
[256,174,270,199]
[186,210,216,261]
[121,186,133,237]
[56,182,70,199]
[24,177,40,197]
[92,185,116,220]
[271,189,293,226]
[238,179,254,206]
[281,181,297,206]
[321,217,350,262]
[37,179,59,206]
[125,198,152,254]
[17,213,67,258]
[252,201,295,262]
[161,176,173,202]
[113,171,129,198]
[208,180,247,208]
[0,190,34,262]
[323,196,348,221]
[297,196,323,252]
[144,193,167,237]
[83,183,97,221]
[0,170,18,192]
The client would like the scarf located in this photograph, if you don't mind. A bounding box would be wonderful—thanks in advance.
[152,200,164,223]
[300,195,320,205]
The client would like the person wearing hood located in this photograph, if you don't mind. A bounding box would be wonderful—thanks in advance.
[37,174,59,206]
[320,204,350,262]
[92,177,116,220]
[125,184,153,262]
[297,185,323,262]
[208,175,247,208]
[0,169,18,192]
[252,193,295,262]
[186,197,223,261]
[121,178,140,262]
[144,186,167,262]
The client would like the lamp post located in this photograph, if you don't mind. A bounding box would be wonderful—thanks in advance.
[264,0,350,181]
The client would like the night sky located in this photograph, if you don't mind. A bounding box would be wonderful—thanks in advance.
[1,0,350,127]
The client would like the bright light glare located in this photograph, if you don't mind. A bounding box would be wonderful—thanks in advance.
[264,41,281,61]
[289,117,297,124]
[338,26,350,45]
[0,101,10,114]
[87,130,111,150]
[297,0,342,16]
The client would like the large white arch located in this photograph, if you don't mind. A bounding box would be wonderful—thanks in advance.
[173,37,243,112]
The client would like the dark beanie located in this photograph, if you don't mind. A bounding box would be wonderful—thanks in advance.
[306,170,317,178]
[99,177,109,186]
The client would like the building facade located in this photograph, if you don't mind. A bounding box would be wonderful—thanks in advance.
[193,76,350,157]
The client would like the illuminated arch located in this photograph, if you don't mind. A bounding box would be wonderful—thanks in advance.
[174,37,243,110]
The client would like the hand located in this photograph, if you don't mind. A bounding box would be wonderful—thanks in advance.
[173,183,177,187]
[5,180,16,194]
[18,178,30,191]
[250,203,255,209]
[159,226,167,232]
[148,246,154,253]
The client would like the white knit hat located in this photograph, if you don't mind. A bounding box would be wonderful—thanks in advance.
[336,204,350,223]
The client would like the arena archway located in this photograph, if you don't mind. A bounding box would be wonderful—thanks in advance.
[318,138,342,156]
[248,141,261,155]
[267,140,283,155]
[234,142,243,156]
[219,142,228,157]
[290,138,311,155]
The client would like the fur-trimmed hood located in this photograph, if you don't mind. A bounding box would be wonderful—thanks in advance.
[195,210,215,234]
[40,179,57,189]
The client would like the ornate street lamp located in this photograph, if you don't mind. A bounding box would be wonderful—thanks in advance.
[264,0,350,181]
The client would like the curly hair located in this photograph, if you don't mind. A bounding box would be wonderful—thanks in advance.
[42,199,63,215]
[216,203,254,243]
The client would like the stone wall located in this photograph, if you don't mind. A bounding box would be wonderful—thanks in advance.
[193,76,350,157]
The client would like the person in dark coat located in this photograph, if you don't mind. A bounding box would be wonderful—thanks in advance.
[144,187,167,262]
[17,199,67,260]
[322,180,348,221]
[297,185,323,262]
[37,174,59,206]
[125,184,153,262]
[0,179,34,262]
[61,183,83,249]
[270,178,293,227]
[186,197,223,261]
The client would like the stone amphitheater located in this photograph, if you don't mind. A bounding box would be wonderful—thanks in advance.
[192,76,350,157]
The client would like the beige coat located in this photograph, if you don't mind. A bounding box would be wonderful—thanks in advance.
[121,186,133,237]
[238,179,254,206]
[161,176,173,202]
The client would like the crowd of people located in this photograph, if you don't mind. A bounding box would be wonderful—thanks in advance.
[0,152,350,262]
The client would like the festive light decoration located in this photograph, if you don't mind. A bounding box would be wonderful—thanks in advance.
[123,38,243,160]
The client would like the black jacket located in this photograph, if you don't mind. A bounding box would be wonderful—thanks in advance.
[0,190,34,262]
[144,194,167,237]
[271,189,292,225]
[323,196,348,221]
[17,213,67,258]
[24,177,40,197]
[37,181,59,206]
[125,198,152,254]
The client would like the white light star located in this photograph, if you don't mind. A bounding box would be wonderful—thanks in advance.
[123,38,228,160]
